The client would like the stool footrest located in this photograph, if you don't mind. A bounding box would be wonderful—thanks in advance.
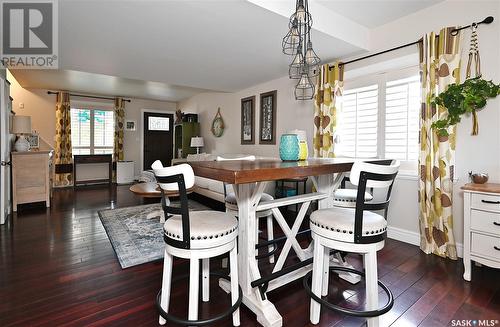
[157,272,242,326]
[303,266,394,318]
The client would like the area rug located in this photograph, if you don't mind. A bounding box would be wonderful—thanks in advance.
[98,201,210,269]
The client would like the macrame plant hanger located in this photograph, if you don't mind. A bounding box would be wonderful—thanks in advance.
[466,23,481,135]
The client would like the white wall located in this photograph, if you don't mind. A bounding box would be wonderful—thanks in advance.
[179,0,500,253]
[179,75,312,157]
[7,71,177,177]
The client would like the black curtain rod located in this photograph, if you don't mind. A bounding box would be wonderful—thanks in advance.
[330,16,494,70]
[46,91,131,102]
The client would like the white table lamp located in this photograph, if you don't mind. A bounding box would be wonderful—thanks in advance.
[11,115,32,152]
[190,136,204,154]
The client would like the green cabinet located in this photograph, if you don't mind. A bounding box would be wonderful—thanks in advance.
[174,122,200,158]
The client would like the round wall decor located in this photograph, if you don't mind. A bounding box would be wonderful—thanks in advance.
[211,107,225,137]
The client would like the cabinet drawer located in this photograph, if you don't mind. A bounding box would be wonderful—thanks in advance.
[471,233,500,261]
[471,193,500,212]
[471,209,500,235]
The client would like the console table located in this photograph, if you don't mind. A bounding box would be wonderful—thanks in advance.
[462,183,500,281]
[73,154,113,187]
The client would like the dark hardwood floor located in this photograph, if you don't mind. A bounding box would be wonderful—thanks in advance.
[1,185,499,326]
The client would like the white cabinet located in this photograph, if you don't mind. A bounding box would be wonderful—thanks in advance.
[462,183,500,281]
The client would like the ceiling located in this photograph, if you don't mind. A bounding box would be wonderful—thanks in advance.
[317,0,443,28]
[10,0,443,102]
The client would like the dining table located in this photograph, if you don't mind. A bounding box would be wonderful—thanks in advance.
[189,157,391,327]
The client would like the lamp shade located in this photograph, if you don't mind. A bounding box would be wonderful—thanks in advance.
[190,136,204,147]
[11,115,31,134]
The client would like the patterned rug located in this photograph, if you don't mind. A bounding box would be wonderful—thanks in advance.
[98,201,210,269]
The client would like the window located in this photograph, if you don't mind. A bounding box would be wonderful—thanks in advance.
[336,66,421,169]
[337,84,378,158]
[71,108,114,155]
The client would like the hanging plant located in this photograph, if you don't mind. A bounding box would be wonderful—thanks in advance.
[431,77,500,136]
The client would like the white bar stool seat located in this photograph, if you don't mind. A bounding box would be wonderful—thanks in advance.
[310,207,386,243]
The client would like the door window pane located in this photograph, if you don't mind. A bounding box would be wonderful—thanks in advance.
[148,116,170,131]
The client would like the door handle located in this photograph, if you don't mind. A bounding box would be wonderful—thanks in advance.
[0,161,11,166]
[494,222,500,227]
[481,199,500,204]
[494,246,500,251]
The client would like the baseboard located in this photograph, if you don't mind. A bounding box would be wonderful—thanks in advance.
[387,226,463,258]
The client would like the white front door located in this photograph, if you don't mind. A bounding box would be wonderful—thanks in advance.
[0,70,12,225]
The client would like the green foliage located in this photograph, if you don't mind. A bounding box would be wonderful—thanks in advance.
[431,77,500,136]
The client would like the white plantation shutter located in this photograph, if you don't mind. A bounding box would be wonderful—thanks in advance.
[385,75,420,161]
[337,84,378,158]
[93,110,114,154]
[70,108,114,155]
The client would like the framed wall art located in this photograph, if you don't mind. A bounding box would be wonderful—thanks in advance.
[241,96,255,144]
[259,90,277,145]
[125,120,136,131]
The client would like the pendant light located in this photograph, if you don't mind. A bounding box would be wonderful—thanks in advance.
[288,43,304,79]
[282,19,301,55]
[295,67,315,100]
[281,0,320,100]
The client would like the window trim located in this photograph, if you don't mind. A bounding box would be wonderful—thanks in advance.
[71,104,114,155]
[340,65,420,172]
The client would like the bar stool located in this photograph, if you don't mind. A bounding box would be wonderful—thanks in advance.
[217,156,276,263]
[152,161,242,326]
[304,161,399,326]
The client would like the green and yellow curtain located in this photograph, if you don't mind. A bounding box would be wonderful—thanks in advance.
[113,97,125,182]
[313,62,343,158]
[113,97,125,162]
[418,27,461,259]
[54,92,73,187]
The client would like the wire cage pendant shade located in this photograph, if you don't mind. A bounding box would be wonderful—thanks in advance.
[295,69,315,100]
[289,47,304,79]
[305,40,320,66]
[290,0,313,28]
[282,20,301,55]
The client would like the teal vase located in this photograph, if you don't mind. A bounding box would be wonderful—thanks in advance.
[279,134,300,161]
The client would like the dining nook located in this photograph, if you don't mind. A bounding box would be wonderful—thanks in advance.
[151,157,399,327]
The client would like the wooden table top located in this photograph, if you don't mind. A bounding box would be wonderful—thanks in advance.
[461,183,500,194]
[129,182,194,198]
[189,158,392,184]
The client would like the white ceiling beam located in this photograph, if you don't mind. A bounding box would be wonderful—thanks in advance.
[245,0,370,50]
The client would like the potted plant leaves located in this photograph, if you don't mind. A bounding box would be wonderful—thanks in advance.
[431,77,500,136]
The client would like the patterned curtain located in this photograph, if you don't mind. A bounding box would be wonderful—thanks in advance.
[54,92,72,187]
[113,97,125,162]
[418,27,461,259]
[313,62,344,158]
